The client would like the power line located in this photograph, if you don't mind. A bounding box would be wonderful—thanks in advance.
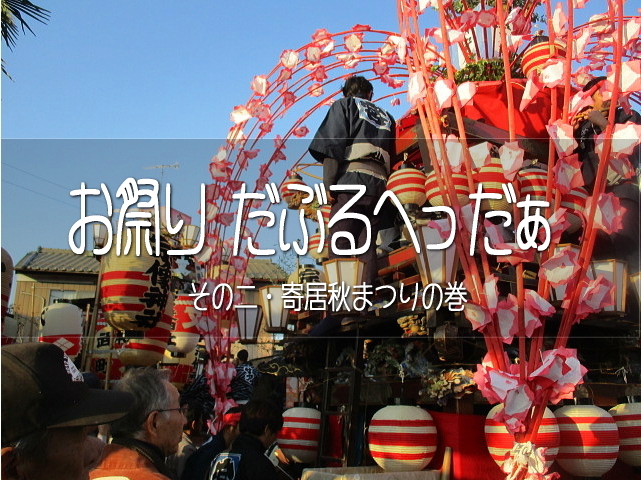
[2,162,74,192]
[2,179,80,210]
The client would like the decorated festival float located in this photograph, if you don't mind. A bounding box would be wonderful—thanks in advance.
[6,0,633,479]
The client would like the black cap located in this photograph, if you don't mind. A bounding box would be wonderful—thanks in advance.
[2,342,133,445]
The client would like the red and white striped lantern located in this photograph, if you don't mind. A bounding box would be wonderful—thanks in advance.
[609,402,641,467]
[555,404,619,477]
[521,38,567,78]
[516,166,548,204]
[308,232,329,260]
[473,159,510,211]
[100,232,172,332]
[280,172,307,208]
[169,295,201,354]
[119,295,174,367]
[1,248,14,321]
[39,303,84,359]
[387,168,427,207]
[485,404,560,467]
[161,349,197,389]
[425,170,470,207]
[367,405,437,472]
[561,186,588,234]
[278,407,321,464]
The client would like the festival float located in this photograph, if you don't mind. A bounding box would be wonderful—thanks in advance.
[80,0,640,478]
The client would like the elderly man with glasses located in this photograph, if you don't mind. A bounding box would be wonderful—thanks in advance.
[90,368,187,480]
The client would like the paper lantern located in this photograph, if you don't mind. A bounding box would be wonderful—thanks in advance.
[319,204,332,231]
[308,232,329,260]
[521,37,567,78]
[322,258,365,314]
[1,248,14,321]
[590,259,627,314]
[415,220,459,287]
[236,305,263,344]
[484,404,559,467]
[39,303,84,360]
[168,294,201,354]
[560,186,588,234]
[424,170,470,207]
[555,404,619,477]
[280,172,307,208]
[100,231,172,332]
[367,405,437,472]
[259,285,290,333]
[387,168,427,207]
[609,402,641,467]
[516,166,547,204]
[89,312,124,381]
[473,159,510,211]
[278,407,321,464]
[119,295,174,367]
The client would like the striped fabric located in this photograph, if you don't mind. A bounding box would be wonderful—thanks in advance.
[368,405,437,472]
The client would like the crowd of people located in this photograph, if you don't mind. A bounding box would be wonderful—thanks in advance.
[1,344,287,480]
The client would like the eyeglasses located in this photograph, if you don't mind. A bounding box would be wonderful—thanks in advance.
[156,405,189,416]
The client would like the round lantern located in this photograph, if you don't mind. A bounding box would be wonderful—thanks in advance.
[288,264,323,286]
[319,204,332,231]
[387,168,427,207]
[1,248,14,321]
[119,294,174,367]
[39,303,84,360]
[516,166,548,204]
[521,37,566,78]
[308,232,329,260]
[561,186,588,234]
[280,172,307,209]
[425,170,470,207]
[277,407,322,464]
[473,159,510,211]
[485,404,560,468]
[168,294,201,354]
[609,402,641,467]
[100,231,172,332]
[367,405,437,472]
[555,404,619,477]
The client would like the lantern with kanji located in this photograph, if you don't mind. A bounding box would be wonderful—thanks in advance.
[39,303,84,360]
[424,170,470,207]
[473,159,511,211]
[100,231,172,332]
[485,404,559,468]
[1,248,14,321]
[554,404,619,477]
[169,294,201,354]
[387,168,427,207]
[277,407,321,464]
[609,402,641,467]
[119,294,174,367]
[367,405,437,472]
[280,172,307,209]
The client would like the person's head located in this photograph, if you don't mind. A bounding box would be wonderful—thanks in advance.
[583,75,608,109]
[1,343,133,480]
[236,349,249,364]
[108,368,186,456]
[239,400,283,449]
[220,406,243,448]
[342,75,374,100]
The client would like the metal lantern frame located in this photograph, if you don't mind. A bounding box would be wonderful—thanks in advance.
[414,224,459,287]
[236,305,263,344]
[322,258,365,314]
[259,285,290,333]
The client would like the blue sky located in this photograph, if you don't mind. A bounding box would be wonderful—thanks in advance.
[1,0,404,271]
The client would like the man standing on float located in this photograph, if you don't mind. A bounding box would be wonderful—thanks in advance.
[308,75,396,290]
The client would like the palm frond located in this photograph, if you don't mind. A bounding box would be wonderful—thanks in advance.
[1,0,50,49]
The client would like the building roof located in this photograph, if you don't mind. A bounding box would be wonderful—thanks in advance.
[14,247,288,281]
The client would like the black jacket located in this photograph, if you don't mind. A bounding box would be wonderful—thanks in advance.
[230,433,278,480]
